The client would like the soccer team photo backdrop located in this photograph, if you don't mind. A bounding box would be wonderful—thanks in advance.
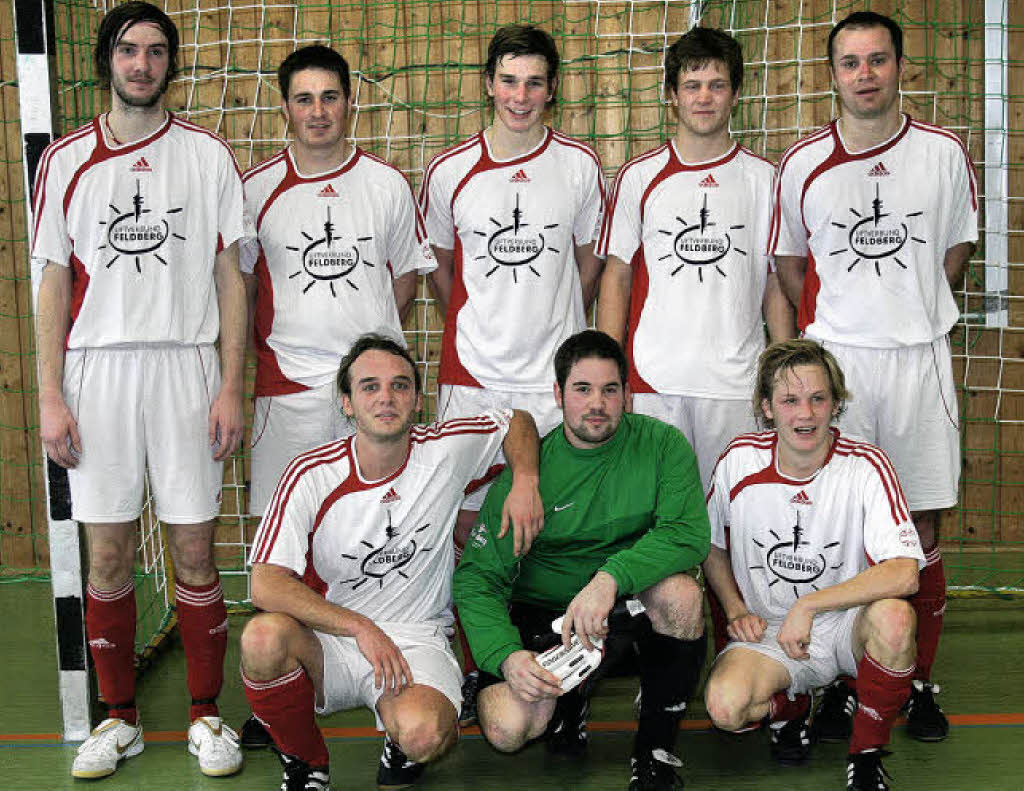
[0,0,1022,712]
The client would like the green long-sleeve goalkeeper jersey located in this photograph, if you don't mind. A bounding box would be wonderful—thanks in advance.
[452,412,711,678]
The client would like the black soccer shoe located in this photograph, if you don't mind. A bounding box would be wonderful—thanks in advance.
[239,714,274,750]
[458,670,481,727]
[278,752,330,791]
[813,679,857,743]
[628,748,685,790]
[846,749,892,791]
[377,733,425,790]
[905,680,949,742]
[769,711,812,766]
[545,690,589,758]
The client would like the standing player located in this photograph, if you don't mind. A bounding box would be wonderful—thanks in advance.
[597,26,793,492]
[419,23,606,721]
[771,11,977,741]
[242,44,435,517]
[32,1,245,779]
[241,334,542,791]
[703,340,922,790]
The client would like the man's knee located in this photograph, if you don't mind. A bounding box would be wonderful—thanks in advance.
[167,523,216,580]
[478,686,549,753]
[704,671,754,732]
[642,574,704,640]
[394,708,456,763]
[240,612,303,677]
[861,598,916,661]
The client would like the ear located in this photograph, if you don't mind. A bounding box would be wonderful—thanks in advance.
[485,73,496,98]
[341,393,354,418]
[280,98,291,125]
[760,397,774,423]
[554,381,564,409]
[546,75,558,103]
[666,82,679,108]
[416,391,424,414]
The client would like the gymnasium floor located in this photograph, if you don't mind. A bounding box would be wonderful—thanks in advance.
[2,580,1023,789]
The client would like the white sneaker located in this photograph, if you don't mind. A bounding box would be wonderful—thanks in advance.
[187,716,242,777]
[71,718,144,778]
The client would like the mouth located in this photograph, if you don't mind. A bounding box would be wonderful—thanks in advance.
[793,426,817,436]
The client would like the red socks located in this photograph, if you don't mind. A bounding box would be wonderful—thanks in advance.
[910,549,945,682]
[243,666,329,768]
[768,691,810,723]
[176,577,229,721]
[850,652,914,753]
[86,580,138,724]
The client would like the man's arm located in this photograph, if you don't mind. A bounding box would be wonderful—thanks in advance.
[242,271,257,353]
[702,545,766,644]
[763,271,797,342]
[575,241,604,313]
[943,241,975,290]
[393,270,419,325]
[595,254,632,345]
[252,562,412,690]
[209,241,246,460]
[774,255,806,312]
[35,262,81,468]
[427,245,455,317]
[497,409,543,557]
[777,557,919,660]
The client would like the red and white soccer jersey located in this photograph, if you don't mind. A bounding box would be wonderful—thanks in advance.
[420,128,606,392]
[31,113,244,347]
[769,115,978,347]
[242,147,435,395]
[598,142,774,397]
[249,410,511,626]
[706,429,925,624]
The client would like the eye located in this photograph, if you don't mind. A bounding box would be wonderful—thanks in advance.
[393,381,410,391]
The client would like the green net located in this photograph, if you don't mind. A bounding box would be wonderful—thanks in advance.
[2,0,1023,656]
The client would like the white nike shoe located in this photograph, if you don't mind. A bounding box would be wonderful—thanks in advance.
[187,716,242,777]
[71,718,144,778]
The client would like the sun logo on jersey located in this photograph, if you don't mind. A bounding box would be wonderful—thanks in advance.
[748,511,843,600]
[657,193,746,283]
[829,183,926,277]
[288,207,374,296]
[472,193,560,283]
[338,511,434,591]
[97,180,185,273]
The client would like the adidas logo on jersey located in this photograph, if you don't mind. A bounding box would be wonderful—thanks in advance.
[380,486,401,505]
[130,156,152,173]
[790,490,813,505]
[698,173,719,188]
[867,161,891,178]
[318,183,339,198]
[510,169,530,183]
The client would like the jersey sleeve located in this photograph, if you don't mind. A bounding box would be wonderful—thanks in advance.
[386,173,437,278]
[440,408,513,490]
[769,155,808,258]
[420,155,456,251]
[216,146,246,252]
[239,176,261,275]
[945,141,979,250]
[599,428,711,593]
[597,164,642,262]
[860,458,926,569]
[30,143,73,267]
[248,464,321,576]
[572,153,607,248]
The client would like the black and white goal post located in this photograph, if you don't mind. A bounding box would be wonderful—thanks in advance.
[14,0,92,742]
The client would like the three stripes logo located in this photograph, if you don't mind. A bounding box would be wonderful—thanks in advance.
[866,161,890,178]
[318,183,339,198]
[790,490,813,506]
[130,156,152,173]
[697,173,719,188]
[510,168,530,183]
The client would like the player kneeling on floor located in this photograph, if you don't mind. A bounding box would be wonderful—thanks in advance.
[702,339,922,790]
[240,334,543,790]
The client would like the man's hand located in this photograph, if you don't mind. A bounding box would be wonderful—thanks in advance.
[501,650,562,703]
[777,601,814,660]
[497,473,543,557]
[726,612,767,644]
[561,571,617,651]
[208,388,244,461]
[352,618,413,692]
[40,394,82,468]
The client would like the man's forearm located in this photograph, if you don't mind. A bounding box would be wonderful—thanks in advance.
[701,545,750,621]
[503,409,540,480]
[796,557,919,618]
[427,246,455,316]
[35,262,72,401]
[773,255,807,310]
[214,242,247,394]
[596,256,632,345]
[251,563,369,637]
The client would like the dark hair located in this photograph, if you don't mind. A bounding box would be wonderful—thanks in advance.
[754,339,850,429]
[554,330,628,392]
[338,334,420,397]
[664,27,743,94]
[278,44,351,101]
[94,1,179,89]
[485,25,559,94]
[828,11,903,68]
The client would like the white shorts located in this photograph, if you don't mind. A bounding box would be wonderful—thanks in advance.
[632,393,756,492]
[249,383,353,516]
[816,337,960,511]
[314,622,462,728]
[717,607,861,696]
[438,384,562,511]
[63,344,222,524]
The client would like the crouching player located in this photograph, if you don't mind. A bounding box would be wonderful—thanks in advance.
[702,339,922,790]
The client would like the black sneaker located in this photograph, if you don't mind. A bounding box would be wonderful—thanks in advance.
[545,691,589,758]
[846,749,892,790]
[769,712,811,766]
[905,680,949,742]
[813,679,857,743]
[628,748,685,790]
[458,671,480,727]
[278,752,330,791]
[377,733,425,790]
[239,714,274,750]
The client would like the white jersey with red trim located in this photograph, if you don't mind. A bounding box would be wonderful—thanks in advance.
[31,113,244,347]
[249,409,510,626]
[597,142,774,397]
[420,128,606,392]
[769,116,978,347]
[242,147,435,395]
[707,429,924,624]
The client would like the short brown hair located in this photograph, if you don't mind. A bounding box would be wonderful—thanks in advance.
[754,340,850,428]
[337,334,420,397]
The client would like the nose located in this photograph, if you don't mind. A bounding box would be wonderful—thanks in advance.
[514,82,529,102]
